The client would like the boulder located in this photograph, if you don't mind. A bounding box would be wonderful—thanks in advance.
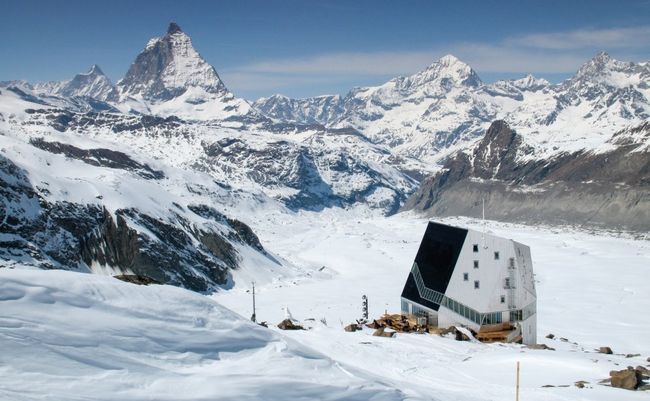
[372,327,395,338]
[609,368,641,390]
[526,343,556,351]
[599,346,613,354]
[277,319,304,330]
[545,333,555,339]
[575,380,589,388]
[454,328,471,342]
[344,323,362,332]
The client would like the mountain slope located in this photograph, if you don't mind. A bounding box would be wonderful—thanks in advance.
[0,88,282,291]
[401,120,650,231]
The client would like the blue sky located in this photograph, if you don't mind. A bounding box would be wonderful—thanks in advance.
[2,0,649,99]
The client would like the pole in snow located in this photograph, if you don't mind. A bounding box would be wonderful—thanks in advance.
[250,281,256,323]
[515,361,520,401]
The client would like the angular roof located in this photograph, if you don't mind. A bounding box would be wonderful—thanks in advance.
[401,222,468,310]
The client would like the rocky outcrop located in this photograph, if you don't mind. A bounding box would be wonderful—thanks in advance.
[402,120,650,231]
[30,138,165,179]
[0,153,271,292]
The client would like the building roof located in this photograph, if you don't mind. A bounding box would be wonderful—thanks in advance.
[401,222,468,311]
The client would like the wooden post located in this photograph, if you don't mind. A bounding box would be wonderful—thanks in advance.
[516,361,520,401]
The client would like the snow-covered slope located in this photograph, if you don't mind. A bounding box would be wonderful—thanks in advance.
[0,87,285,291]
[0,268,408,401]
[214,210,650,401]
[116,23,252,120]
[0,75,426,286]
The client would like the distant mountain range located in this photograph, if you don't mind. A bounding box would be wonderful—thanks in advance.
[255,52,650,164]
[0,22,648,290]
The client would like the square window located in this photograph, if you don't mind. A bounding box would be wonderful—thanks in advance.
[473,260,479,269]
[494,251,500,260]
[473,244,479,252]
[474,280,480,289]
[500,295,505,303]
[463,272,469,281]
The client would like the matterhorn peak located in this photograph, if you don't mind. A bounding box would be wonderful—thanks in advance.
[167,22,183,35]
[117,23,229,102]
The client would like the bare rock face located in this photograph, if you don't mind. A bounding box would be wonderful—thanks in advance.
[0,152,270,292]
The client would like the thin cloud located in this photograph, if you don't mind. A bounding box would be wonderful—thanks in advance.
[451,44,590,73]
[234,51,438,76]
[507,26,650,50]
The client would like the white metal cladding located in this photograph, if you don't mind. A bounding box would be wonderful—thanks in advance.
[409,262,532,327]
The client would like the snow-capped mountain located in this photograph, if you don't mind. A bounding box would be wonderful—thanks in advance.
[3,65,118,102]
[254,52,650,163]
[253,94,343,125]
[116,22,252,120]
[55,64,118,101]
[0,72,424,285]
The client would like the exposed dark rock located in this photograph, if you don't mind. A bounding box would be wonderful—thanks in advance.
[30,138,165,180]
[344,323,362,332]
[167,22,183,35]
[114,274,161,285]
[277,319,304,330]
[1,153,270,292]
[599,346,614,355]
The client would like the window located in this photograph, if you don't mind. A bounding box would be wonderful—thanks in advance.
[494,251,500,260]
[473,244,479,252]
[509,257,515,269]
[500,295,505,304]
[474,280,480,289]
[473,260,479,269]
[463,272,469,281]
[505,278,510,288]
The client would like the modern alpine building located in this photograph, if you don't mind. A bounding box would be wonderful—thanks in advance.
[400,221,537,344]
